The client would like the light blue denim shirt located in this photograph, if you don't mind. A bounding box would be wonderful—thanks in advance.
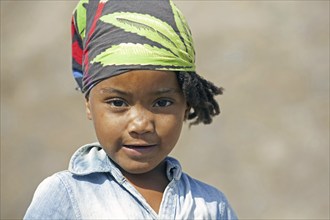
[24,143,238,219]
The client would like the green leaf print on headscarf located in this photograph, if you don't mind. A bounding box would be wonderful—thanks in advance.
[91,43,194,71]
[91,2,195,71]
[74,0,88,39]
[72,0,198,93]
[100,12,188,60]
[170,0,195,63]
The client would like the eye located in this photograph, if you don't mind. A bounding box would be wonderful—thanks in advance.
[154,99,173,107]
[106,99,128,107]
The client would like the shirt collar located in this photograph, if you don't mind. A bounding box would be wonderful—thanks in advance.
[69,143,182,181]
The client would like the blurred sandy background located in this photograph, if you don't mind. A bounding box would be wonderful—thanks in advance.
[1,1,329,219]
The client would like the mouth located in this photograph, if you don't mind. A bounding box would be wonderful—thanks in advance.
[122,143,158,156]
[123,144,157,149]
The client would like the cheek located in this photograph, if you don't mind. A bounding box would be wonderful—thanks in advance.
[156,113,185,145]
[91,110,125,143]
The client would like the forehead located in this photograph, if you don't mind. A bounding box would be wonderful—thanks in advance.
[91,70,181,95]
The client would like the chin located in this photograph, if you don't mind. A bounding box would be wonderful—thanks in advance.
[121,160,164,175]
[118,162,157,174]
[124,164,156,174]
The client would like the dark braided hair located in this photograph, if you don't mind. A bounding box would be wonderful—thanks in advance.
[176,72,224,126]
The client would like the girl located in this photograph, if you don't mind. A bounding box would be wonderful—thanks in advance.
[24,0,238,219]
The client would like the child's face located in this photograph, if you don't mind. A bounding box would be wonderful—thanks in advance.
[86,70,188,174]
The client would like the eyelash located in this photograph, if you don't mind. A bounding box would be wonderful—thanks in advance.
[106,98,128,108]
[105,98,173,109]
[153,99,173,107]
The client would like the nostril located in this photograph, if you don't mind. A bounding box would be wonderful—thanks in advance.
[128,115,155,135]
[127,106,155,134]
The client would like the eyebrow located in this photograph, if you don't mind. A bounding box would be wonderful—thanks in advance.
[99,87,181,96]
[153,88,181,95]
[99,88,130,96]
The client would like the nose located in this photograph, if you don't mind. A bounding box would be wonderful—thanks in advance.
[127,106,155,135]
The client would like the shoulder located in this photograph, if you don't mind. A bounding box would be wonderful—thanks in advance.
[24,169,115,220]
[166,157,231,203]
[30,171,73,198]
[27,169,111,202]
[24,171,80,219]
[181,172,226,200]
[179,173,238,219]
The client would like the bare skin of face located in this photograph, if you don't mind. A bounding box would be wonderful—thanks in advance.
[85,70,188,212]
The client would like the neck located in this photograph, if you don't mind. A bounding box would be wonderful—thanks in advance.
[121,161,169,193]
[121,161,169,213]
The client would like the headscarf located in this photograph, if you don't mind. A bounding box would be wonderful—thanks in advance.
[72,0,196,94]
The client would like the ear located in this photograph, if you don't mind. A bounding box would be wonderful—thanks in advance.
[85,98,93,120]
[184,106,191,121]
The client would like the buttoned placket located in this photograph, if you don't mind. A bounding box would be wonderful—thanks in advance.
[158,180,178,219]
[106,161,171,219]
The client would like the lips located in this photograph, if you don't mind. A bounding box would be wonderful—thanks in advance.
[122,143,157,156]
[123,144,156,149]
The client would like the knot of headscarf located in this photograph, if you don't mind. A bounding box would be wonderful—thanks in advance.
[72,0,196,94]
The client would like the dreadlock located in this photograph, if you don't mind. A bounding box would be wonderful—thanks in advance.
[176,72,223,126]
